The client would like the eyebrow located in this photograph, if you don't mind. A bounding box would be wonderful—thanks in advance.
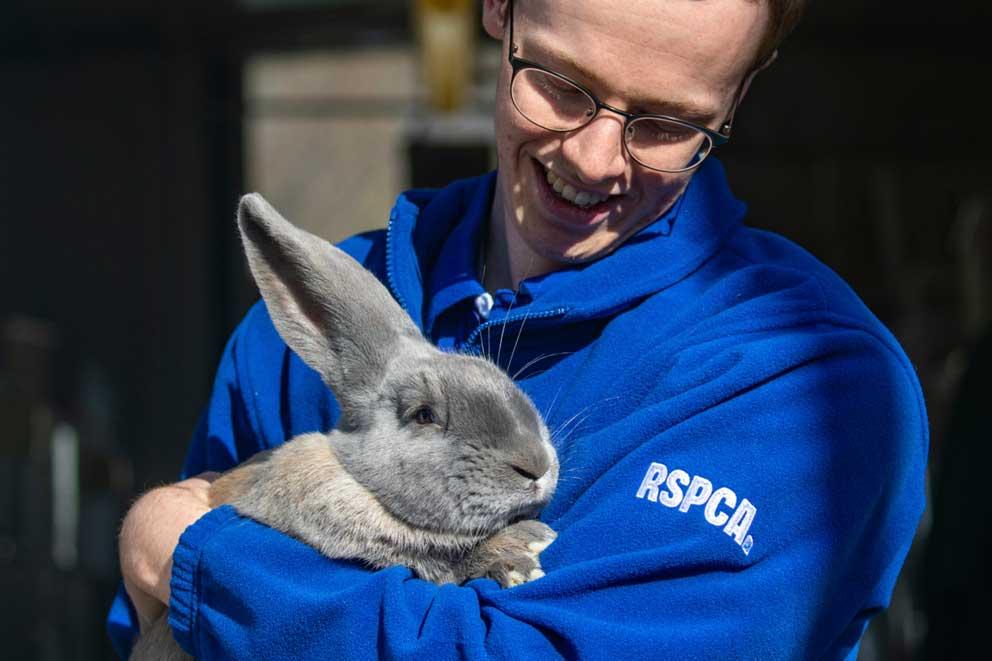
[521,40,720,126]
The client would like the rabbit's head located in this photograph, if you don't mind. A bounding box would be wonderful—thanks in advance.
[238,194,558,537]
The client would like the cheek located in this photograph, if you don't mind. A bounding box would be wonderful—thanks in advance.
[492,79,520,152]
[635,170,691,209]
[495,95,555,161]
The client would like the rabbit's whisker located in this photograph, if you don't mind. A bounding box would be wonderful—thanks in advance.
[512,352,573,381]
[551,405,596,441]
[495,254,534,369]
[478,259,491,362]
[494,291,517,369]
[506,310,530,376]
[482,257,494,363]
[553,411,596,447]
[549,396,621,445]
[544,384,564,420]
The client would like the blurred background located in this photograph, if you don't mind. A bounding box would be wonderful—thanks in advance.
[0,0,989,658]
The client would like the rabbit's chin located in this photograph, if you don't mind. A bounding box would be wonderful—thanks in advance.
[437,507,541,539]
[510,505,545,524]
[494,502,548,530]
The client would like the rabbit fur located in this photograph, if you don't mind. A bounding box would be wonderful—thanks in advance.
[130,194,559,659]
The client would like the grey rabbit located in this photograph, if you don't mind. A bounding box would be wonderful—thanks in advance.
[130,194,559,660]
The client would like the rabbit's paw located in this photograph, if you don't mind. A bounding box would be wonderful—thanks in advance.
[462,520,556,588]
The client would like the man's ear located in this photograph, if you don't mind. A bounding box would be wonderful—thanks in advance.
[738,50,778,104]
[722,50,777,132]
[482,0,509,40]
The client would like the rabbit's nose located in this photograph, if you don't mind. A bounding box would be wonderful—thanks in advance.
[509,446,551,483]
[511,464,541,481]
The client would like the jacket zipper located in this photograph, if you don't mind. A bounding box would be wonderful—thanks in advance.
[384,211,412,320]
[385,209,569,353]
[462,307,569,358]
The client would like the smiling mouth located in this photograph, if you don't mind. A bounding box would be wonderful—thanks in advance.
[530,159,619,221]
[544,168,611,208]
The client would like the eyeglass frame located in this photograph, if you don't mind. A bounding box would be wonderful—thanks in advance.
[505,0,745,173]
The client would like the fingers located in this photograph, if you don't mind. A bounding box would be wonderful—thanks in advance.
[123,576,166,631]
[170,472,220,508]
[119,480,215,613]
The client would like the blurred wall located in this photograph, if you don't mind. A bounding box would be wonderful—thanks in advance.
[1,3,244,658]
[1,1,244,488]
[245,47,419,242]
[728,1,992,482]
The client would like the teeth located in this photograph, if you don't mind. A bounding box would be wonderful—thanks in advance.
[544,167,608,208]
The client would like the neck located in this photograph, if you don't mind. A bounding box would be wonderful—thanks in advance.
[484,178,557,291]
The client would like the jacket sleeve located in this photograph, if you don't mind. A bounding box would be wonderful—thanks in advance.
[163,326,927,660]
[177,300,339,478]
[107,231,382,659]
[106,304,278,658]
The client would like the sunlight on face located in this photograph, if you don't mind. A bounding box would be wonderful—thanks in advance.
[487,0,768,276]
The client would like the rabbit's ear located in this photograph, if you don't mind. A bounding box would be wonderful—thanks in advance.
[237,193,423,425]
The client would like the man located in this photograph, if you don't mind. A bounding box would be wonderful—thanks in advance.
[111,0,927,658]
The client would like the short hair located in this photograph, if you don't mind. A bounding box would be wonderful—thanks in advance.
[512,0,806,73]
[755,0,807,69]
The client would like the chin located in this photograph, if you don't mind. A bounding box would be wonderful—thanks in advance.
[519,216,630,267]
[518,227,595,267]
[549,241,611,265]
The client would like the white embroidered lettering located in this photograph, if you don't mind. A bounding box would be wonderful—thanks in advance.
[703,487,737,526]
[679,475,713,513]
[634,462,756,556]
[724,498,757,545]
[635,462,668,502]
[658,469,690,508]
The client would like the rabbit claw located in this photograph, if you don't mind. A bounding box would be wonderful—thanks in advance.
[528,538,554,553]
[461,519,556,588]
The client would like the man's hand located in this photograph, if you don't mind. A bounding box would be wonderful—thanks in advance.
[119,473,218,628]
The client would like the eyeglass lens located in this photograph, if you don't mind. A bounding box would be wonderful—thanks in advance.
[510,67,713,172]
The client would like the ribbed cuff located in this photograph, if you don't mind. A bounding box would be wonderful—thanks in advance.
[168,505,242,656]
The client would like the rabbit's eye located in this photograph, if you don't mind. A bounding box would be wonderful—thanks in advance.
[413,406,436,425]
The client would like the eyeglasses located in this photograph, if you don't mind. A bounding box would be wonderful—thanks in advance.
[505,0,736,174]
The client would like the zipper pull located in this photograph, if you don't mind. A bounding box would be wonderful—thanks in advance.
[474,292,495,321]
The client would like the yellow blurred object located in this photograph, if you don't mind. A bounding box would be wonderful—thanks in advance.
[415,0,475,112]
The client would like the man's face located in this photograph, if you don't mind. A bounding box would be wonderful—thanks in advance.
[484,0,768,271]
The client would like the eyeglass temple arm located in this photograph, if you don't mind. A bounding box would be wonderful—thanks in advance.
[507,0,758,147]
[719,79,747,137]
[506,0,517,62]
[720,50,777,137]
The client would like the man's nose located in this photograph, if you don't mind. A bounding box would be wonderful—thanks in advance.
[560,112,628,185]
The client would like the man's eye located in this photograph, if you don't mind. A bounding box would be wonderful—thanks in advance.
[413,406,437,425]
[538,75,581,100]
[656,126,693,143]
[629,120,696,145]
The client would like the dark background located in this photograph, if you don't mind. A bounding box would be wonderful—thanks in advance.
[1,1,989,659]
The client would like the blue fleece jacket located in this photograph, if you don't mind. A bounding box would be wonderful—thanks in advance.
[108,159,927,660]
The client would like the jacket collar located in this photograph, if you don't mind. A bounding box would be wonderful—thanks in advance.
[385,158,746,333]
